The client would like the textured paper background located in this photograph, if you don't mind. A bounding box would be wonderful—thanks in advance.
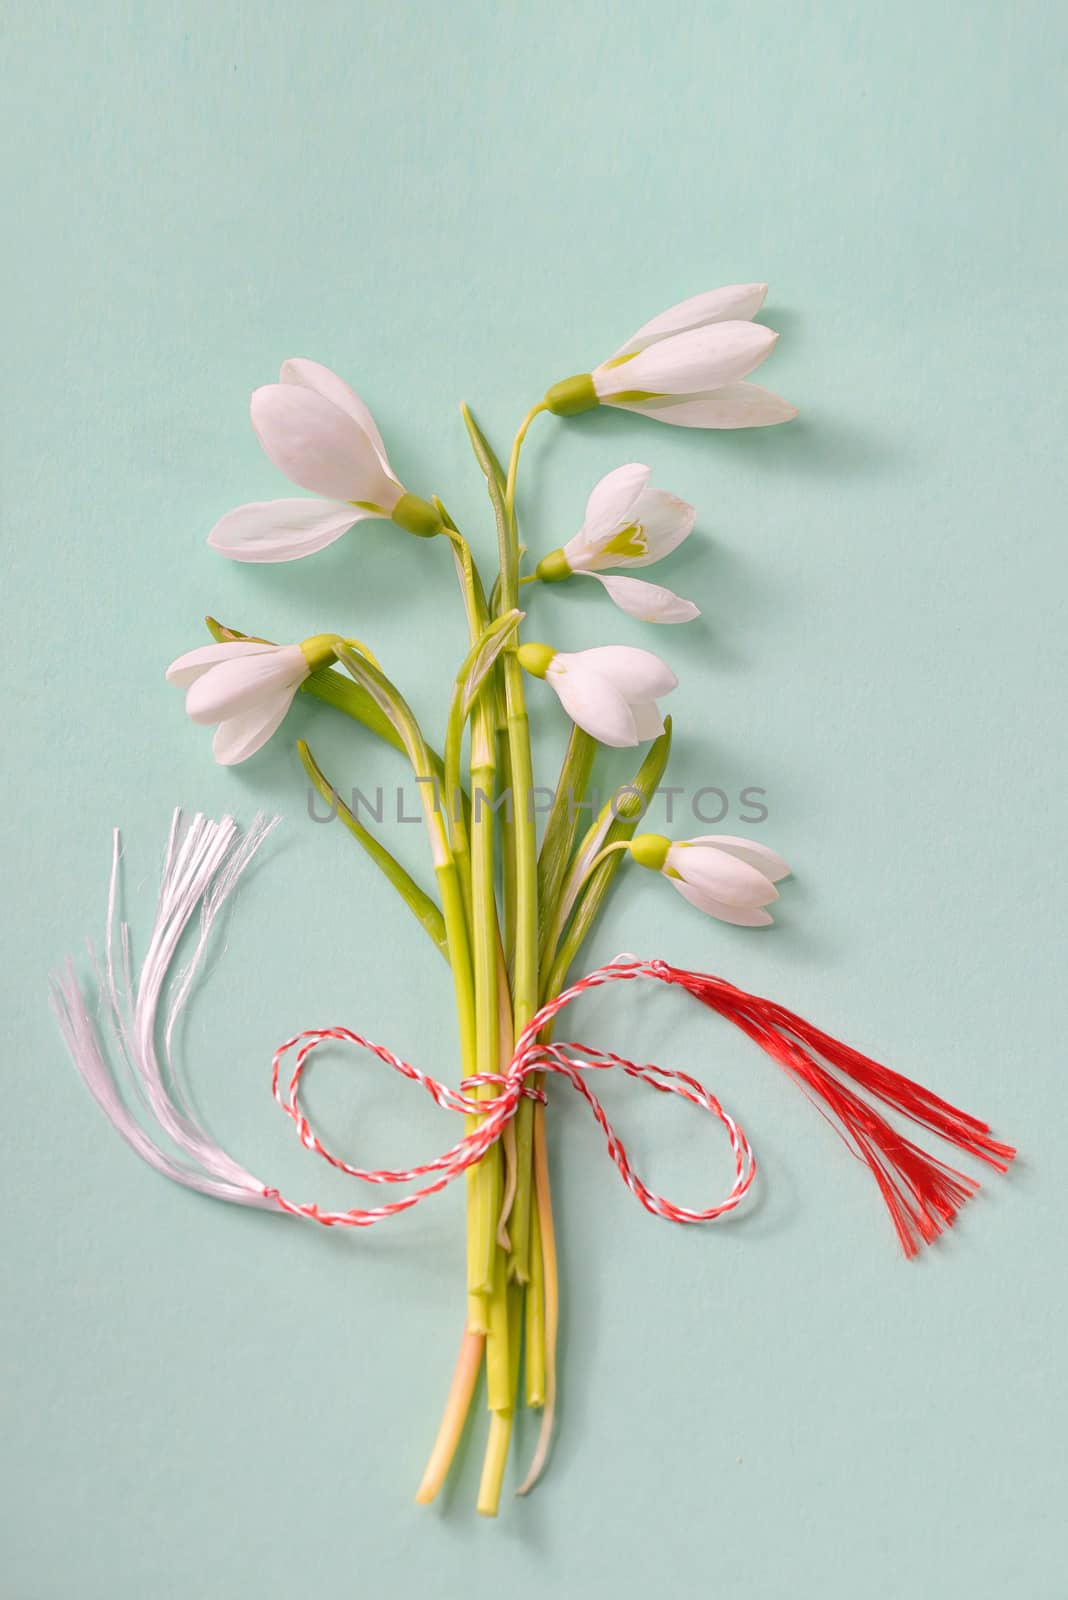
[2,4,1065,1595]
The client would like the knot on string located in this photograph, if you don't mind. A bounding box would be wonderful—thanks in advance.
[460,1072,547,1103]
[263,955,1015,1255]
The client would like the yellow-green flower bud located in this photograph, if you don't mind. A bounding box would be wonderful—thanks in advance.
[535,548,573,583]
[628,832,671,872]
[516,641,556,679]
[390,492,444,538]
[543,374,599,417]
[299,634,341,674]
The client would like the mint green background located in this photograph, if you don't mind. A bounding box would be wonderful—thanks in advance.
[2,4,1064,1595]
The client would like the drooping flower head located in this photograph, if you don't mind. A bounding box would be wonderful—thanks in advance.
[517,641,677,748]
[543,285,797,430]
[628,832,791,925]
[535,462,698,622]
[208,359,442,562]
[166,635,337,764]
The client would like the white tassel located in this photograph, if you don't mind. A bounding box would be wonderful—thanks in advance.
[50,810,283,1209]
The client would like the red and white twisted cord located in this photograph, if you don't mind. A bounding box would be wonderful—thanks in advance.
[265,958,755,1228]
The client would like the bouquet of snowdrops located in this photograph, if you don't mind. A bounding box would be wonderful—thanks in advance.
[169,285,794,1513]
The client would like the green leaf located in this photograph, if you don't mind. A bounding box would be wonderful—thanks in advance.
[460,402,508,502]
[537,725,598,961]
[461,404,513,615]
[459,609,523,720]
[333,642,453,870]
[298,740,449,961]
[541,718,673,1001]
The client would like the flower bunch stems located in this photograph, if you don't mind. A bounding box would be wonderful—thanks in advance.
[206,401,681,1514]
[444,399,673,1509]
[405,401,566,1512]
[472,407,545,1504]
[210,580,664,1512]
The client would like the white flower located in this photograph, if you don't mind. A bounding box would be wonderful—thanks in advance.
[535,463,698,623]
[629,831,791,926]
[544,285,797,430]
[207,359,441,563]
[517,641,677,748]
[165,637,335,764]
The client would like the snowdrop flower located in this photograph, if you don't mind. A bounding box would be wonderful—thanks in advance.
[543,285,796,430]
[208,359,442,562]
[535,463,698,623]
[516,641,676,748]
[166,635,338,764]
[628,832,791,926]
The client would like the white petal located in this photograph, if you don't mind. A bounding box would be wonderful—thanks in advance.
[279,359,392,472]
[614,382,798,430]
[212,696,295,765]
[667,842,778,908]
[580,463,650,547]
[207,498,372,563]
[250,384,400,504]
[670,876,775,926]
[561,644,678,700]
[596,488,696,569]
[546,658,639,748]
[560,530,596,572]
[631,698,666,741]
[166,640,277,688]
[685,834,792,883]
[597,322,777,399]
[608,285,769,360]
[185,646,307,725]
[589,572,700,624]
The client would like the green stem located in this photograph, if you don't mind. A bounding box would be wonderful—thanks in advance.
[537,724,598,964]
[524,1190,546,1407]
[415,1326,485,1505]
[502,655,539,1283]
[505,403,548,526]
[498,728,517,967]
[477,1280,524,1516]
[439,520,488,917]
[515,1100,558,1497]
[482,1222,511,1413]
[443,607,522,934]
[498,406,547,1286]
[437,853,477,1114]
[467,745,502,1302]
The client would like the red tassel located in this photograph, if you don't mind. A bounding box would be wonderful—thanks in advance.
[660,964,1016,1257]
